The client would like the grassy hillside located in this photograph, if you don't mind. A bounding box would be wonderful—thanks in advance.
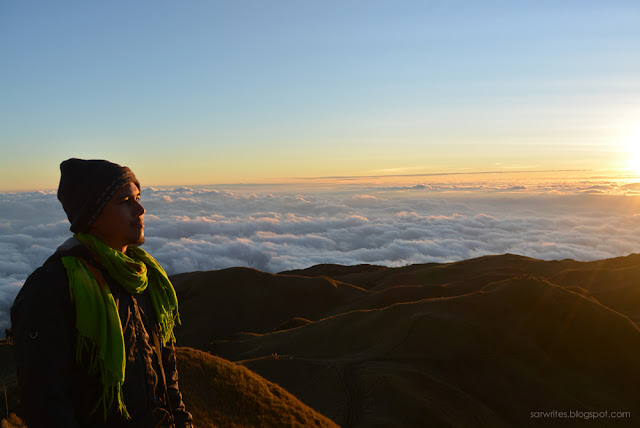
[5,253,640,426]
[172,267,369,347]
[175,347,338,427]
[550,263,640,324]
[210,276,640,427]
[282,253,640,293]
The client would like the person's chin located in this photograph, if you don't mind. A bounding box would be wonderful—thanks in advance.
[129,227,145,246]
[135,233,145,246]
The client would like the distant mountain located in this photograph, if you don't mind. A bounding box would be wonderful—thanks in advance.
[3,253,640,427]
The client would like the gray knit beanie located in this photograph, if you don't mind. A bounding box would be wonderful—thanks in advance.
[57,158,140,233]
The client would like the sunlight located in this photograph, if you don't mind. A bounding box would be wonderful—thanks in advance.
[623,126,640,174]
[629,145,640,174]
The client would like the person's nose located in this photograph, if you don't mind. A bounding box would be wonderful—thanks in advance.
[134,200,145,216]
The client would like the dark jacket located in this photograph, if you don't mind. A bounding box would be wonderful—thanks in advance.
[11,239,193,427]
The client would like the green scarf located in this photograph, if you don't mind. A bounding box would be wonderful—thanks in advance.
[61,232,180,419]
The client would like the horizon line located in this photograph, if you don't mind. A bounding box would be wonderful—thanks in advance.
[288,169,593,181]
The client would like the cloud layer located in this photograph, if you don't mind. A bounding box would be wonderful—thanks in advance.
[2,174,640,331]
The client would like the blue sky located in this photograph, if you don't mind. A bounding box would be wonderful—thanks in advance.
[1,0,639,190]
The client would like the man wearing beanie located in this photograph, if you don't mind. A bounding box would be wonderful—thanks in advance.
[11,159,194,428]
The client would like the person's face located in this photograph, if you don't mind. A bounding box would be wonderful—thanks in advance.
[89,182,145,252]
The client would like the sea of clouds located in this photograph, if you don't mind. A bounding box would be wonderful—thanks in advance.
[3,174,640,331]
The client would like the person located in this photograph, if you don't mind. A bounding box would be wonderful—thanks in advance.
[11,158,194,427]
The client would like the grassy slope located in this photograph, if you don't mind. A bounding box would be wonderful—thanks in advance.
[175,347,338,427]
[210,275,640,427]
[172,267,369,347]
[282,253,640,292]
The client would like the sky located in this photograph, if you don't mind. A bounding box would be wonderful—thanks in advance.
[1,0,640,191]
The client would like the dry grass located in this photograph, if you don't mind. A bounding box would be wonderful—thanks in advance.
[1,414,25,428]
[175,347,338,428]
